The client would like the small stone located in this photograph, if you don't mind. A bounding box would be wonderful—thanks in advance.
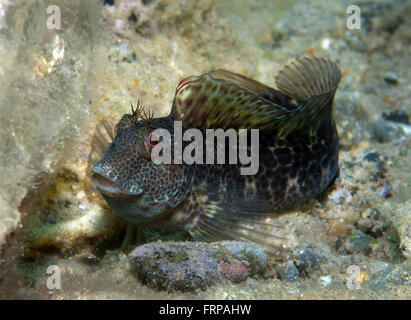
[371,120,404,143]
[370,222,386,238]
[356,214,385,238]
[346,231,373,253]
[383,71,399,84]
[294,247,325,275]
[357,218,374,234]
[358,209,382,236]
[362,152,379,162]
[382,110,409,124]
[276,261,300,282]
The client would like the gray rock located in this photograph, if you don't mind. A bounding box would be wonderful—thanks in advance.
[382,110,409,124]
[128,241,268,292]
[356,208,386,238]
[371,120,405,143]
[383,71,399,84]
[294,246,326,276]
[362,152,380,163]
[346,231,373,253]
[276,261,300,282]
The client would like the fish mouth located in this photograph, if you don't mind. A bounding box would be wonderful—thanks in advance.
[92,173,142,197]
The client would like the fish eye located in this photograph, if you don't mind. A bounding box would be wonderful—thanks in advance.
[144,131,159,149]
[149,132,160,146]
[139,129,162,160]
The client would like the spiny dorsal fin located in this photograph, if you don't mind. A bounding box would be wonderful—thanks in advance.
[171,57,340,135]
[274,56,341,135]
[209,70,294,107]
[171,71,293,131]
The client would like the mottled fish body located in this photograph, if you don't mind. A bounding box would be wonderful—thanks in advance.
[92,56,341,252]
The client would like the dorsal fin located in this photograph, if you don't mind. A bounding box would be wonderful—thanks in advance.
[275,56,341,101]
[274,56,341,135]
[171,71,295,131]
[208,70,294,107]
[171,56,341,136]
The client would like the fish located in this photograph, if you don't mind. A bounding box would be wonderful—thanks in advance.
[91,56,341,255]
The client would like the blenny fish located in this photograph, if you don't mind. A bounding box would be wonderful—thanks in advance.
[91,56,341,254]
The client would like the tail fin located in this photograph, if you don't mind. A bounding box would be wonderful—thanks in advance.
[275,56,341,135]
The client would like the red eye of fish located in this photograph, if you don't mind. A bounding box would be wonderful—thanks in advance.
[141,131,163,161]
[144,131,160,151]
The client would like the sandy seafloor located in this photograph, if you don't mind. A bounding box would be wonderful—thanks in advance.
[0,0,410,299]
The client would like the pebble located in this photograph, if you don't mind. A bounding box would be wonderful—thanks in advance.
[383,71,399,84]
[371,120,404,143]
[356,218,385,238]
[356,218,374,234]
[357,208,385,238]
[382,110,409,124]
[276,261,300,282]
[362,152,379,162]
[346,231,373,253]
[294,247,325,276]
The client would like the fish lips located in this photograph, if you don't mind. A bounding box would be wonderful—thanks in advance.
[91,170,167,224]
[91,171,143,198]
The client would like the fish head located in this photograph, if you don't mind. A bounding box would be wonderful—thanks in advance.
[91,112,190,224]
